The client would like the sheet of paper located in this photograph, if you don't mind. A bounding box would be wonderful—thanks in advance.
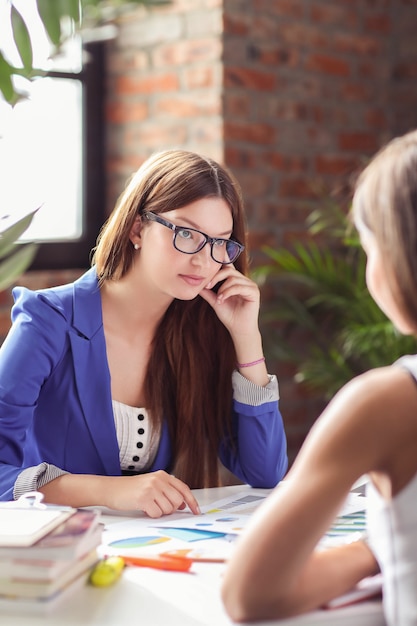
[101,487,368,563]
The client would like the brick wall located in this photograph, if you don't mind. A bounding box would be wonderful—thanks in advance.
[221,0,417,460]
[2,0,417,465]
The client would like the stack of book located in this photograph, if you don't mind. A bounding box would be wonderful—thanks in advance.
[0,494,102,613]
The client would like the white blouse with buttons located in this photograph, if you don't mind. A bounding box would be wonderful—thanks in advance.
[112,400,160,473]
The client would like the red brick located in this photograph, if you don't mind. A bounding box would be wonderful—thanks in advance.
[188,121,223,144]
[305,53,351,77]
[154,95,221,117]
[152,39,221,67]
[364,14,392,34]
[106,101,148,124]
[280,178,322,200]
[266,153,308,173]
[223,93,252,118]
[238,171,272,197]
[223,14,250,36]
[266,100,308,121]
[310,4,359,28]
[253,0,305,20]
[247,229,277,251]
[106,50,149,73]
[247,43,299,68]
[333,33,382,56]
[338,132,379,152]
[224,146,259,169]
[256,201,312,224]
[224,67,277,91]
[393,61,417,79]
[126,123,187,148]
[117,74,178,95]
[340,82,373,101]
[274,23,328,49]
[365,108,388,129]
[224,121,277,145]
[315,154,359,176]
[183,65,217,89]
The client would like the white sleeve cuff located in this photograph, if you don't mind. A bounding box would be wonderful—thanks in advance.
[232,370,279,406]
[13,463,69,500]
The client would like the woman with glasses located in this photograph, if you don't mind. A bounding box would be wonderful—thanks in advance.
[0,149,287,515]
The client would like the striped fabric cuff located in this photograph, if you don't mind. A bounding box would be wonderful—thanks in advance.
[232,370,279,406]
[13,463,69,500]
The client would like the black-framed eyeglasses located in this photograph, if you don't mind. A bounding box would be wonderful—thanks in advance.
[143,211,244,264]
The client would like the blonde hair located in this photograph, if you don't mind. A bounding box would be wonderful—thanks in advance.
[352,129,417,331]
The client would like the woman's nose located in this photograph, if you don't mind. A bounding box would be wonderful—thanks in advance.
[191,242,213,266]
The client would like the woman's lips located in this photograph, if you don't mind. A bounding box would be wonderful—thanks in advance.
[179,274,205,286]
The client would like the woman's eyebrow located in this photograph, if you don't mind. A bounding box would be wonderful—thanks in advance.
[174,216,232,237]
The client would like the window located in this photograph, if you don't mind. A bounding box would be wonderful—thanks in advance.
[0,3,105,270]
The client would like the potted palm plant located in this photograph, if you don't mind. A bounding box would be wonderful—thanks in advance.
[254,201,417,400]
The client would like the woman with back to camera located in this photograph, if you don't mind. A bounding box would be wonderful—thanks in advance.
[222,130,417,626]
[0,149,288,517]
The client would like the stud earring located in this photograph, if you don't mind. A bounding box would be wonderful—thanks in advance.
[134,243,139,250]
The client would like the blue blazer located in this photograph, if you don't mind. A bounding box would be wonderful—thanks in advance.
[0,268,287,500]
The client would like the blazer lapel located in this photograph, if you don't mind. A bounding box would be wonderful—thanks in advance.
[69,269,121,475]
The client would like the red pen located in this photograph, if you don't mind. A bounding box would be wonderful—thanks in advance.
[117,554,193,572]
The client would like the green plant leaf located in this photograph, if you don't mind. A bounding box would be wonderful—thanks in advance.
[0,211,38,260]
[0,243,38,292]
[11,6,33,71]
[61,0,81,24]
[36,0,62,46]
[0,52,16,104]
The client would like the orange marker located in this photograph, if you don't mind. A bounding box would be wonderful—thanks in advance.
[115,554,193,573]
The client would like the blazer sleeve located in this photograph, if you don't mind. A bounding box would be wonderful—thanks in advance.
[0,287,69,500]
[218,371,288,488]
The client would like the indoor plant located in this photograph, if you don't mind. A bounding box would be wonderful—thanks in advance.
[0,211,38,291]
[255,200,417,400]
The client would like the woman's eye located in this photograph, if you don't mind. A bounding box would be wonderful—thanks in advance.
[214,239,226,248]
[178,228,193,240]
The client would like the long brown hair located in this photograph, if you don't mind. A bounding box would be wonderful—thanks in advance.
[352,130,417,334]
[92,150,249,487]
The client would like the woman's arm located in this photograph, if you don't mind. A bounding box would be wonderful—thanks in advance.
[201,267,288,486]
[222,366,417,621]
[200,266,269,387]
[219,372,288,487]
[39,470,200,517]
[0,288,68,500]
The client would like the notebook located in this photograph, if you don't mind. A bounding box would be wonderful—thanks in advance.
[0,492,76,548]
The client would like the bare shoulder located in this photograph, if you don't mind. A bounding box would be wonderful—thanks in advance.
[342,364,417,422]
[322,364,417,424]
[295,365,417,486]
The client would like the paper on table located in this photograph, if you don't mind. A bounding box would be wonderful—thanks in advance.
[101,489,368,564]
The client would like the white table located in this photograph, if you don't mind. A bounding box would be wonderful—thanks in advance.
[2,485,385,626]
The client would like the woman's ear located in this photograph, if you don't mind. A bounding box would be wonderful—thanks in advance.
[129,214,143,249]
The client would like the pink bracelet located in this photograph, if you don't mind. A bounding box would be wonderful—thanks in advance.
[237,357,265,368]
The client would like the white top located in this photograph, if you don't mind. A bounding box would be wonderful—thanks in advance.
[367,473,417,626]
[112,401,159,473]
[364,354,417,626]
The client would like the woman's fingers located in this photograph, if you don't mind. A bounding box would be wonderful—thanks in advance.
[131,471,200,517]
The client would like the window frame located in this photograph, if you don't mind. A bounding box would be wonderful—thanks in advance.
[30,41,106,271]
